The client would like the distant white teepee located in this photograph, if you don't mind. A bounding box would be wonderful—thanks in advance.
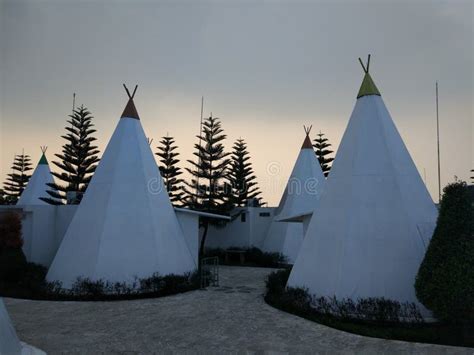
[47,85,196,288]
[261,127,325,263]
[288,56,438,313]
[0,298,22,354]
[17,147,54,206]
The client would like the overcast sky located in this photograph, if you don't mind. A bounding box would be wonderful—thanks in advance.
[0,0,472,205]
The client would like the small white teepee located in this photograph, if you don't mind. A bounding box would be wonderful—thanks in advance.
[261,127,326,263]
[288,56,438,313]
[17,147,54,206]
[47,85,196,288]
[0,298,22,354]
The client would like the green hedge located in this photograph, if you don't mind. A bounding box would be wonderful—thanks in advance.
[204,247,287,268]
[415,181,474,322]
[0,262,200,301]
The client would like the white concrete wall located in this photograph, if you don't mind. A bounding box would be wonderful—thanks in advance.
[176,211,199,266]
[206,207,275,249]
[0,205,201,270]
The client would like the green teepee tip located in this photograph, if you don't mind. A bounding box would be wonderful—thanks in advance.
[356,54,381,99]
[38,146,48,165]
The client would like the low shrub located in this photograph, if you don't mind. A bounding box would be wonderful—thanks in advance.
[264,270,474,347]
[265,270,423,324]
[0,262,200,301]
[205,247,287,268]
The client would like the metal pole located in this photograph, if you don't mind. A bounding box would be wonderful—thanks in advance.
[196,97,204,201]
[436,82,441,202]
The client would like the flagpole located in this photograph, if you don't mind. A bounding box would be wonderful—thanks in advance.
[436,82,441,203]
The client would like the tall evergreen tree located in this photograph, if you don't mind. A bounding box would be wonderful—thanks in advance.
[2,153,32,204]
[228,138,262,207]
[156,135,184,206]
[313,131,334,177]
[184,115,231,258]
[42,105,100,205]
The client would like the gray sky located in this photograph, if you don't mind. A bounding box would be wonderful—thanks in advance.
[1,0,472,205]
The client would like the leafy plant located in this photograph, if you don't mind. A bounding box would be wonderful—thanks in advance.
[0,212,27,282]
[415,181,474,322]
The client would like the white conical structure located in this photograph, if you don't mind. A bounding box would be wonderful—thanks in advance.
[288,57,438,312]
[47,85,196,288]
[17,147,54,206]
[0,298,22,354]
[261,127,326,263]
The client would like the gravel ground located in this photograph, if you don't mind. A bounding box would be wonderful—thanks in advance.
[5,266,473,354]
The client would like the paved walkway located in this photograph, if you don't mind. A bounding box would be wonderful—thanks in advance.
[5,266,472,354]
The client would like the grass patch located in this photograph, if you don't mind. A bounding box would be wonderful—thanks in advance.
[0,262,200,301]
[265,269,474,348]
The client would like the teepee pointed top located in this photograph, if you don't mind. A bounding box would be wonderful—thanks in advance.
[121,84,140,120]
[357,55,381,99]
[38,146,48,165]
[301,125,313,149]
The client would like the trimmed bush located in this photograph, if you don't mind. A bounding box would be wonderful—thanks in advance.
[265,270,473,347]
[415,181,474,322]
[0,212,27,282]
[265,270,422,324]
[205,247,287,268]
[0,262,199,301]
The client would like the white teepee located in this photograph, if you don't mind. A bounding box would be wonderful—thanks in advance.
[0,298,22,355]
[288,57,438,312]
[261,127,326,263]
[47,85,196,288]
[17,147,54,206]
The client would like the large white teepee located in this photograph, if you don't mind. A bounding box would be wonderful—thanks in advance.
[261,127,326,263]
[47,85,196,288]
[288,57,438,311]
[0,298,22,354]
[17,147,54,206]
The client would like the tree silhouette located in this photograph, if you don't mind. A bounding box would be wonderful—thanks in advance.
[42,105,100,205]
[2,152,32,204]
[313,131,334,177]
[156,135,184,206]
[183,115,231,259]
[228,138,262,207]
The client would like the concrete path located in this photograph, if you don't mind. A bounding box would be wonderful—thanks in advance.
[5,266,473,354]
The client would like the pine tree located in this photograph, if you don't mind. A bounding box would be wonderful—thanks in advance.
[156,135,184,206]
[313,131,334,177]
[228,138,262,207]
[42,105,100,205]
[183,115,231,258]
[2,153,32,204]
